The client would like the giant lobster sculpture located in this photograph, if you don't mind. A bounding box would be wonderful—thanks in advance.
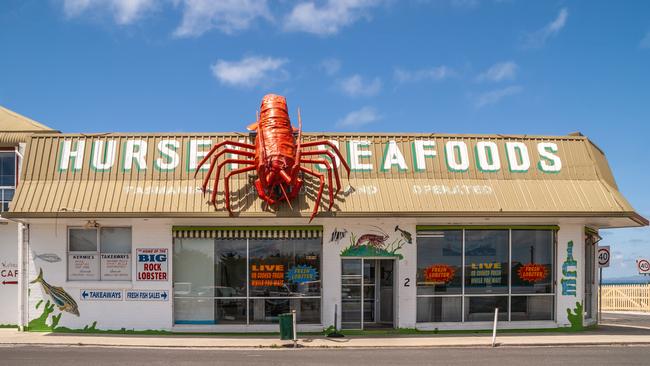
[195,94,350,221]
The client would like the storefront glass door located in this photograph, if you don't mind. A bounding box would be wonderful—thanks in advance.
[341,258,394,329]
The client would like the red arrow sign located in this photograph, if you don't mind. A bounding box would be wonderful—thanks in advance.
[2,281,18,285]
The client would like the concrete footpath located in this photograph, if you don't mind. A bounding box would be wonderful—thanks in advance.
[1,325,650,349]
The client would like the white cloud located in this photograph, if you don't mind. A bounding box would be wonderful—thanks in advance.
[477,61,518,82]
[337,74,381,97]
[337,106,380,128]
[211,56,289,88]
[524,7,568,48]
[475,85,522,107]
[640,31,650,49]
[173,0,271,37]
[394,66,455,83]
[284,0,381,36]
[320,58,342,76]
[62,0,156,24]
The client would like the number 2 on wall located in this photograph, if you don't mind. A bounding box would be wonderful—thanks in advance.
[404,278,410,287]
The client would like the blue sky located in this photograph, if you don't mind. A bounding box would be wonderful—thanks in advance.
[1,0,649,279]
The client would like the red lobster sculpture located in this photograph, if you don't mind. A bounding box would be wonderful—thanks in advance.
[195,94,350,221]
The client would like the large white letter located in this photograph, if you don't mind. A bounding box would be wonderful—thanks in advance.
[413,140,436,172]
[382,140,408,171]
[59,139,86,171]
[123,140,147,171]
[445,141,469,172]
[348,140,373,171]
[91,140,117,171]
[475,141,501,172]
[155,140,180,171]
[506,142,530,172]
[537,142,562,173]
[189,139,212,172]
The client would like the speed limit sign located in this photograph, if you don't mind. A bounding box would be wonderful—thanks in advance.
[597,246,610,268]
[637,259,650,274]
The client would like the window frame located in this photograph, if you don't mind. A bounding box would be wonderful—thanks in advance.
[67,226,133,282]
[172,236,323,326]
[0,149,18,212]
[416,226,557,323]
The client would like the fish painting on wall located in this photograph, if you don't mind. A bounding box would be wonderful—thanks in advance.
[30,268,80,316]
[32,252,62,263]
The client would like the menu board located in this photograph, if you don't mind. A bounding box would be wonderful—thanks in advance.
[100,253,131,281]
[68,254,100,280]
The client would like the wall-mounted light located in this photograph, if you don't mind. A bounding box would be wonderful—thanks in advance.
[84,220,99,229]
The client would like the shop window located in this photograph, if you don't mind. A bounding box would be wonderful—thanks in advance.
[173,235,322,325]
[0,151,17,212]
[464,230,509,294]
[67,227,132,281]
[417,231,462,296]
[416,227,556,323]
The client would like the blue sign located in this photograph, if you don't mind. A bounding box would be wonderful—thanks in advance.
[80,289,123,301]
[125,290,169,301]
[286,265,318,284]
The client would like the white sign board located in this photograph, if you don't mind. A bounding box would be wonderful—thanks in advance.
[100,254,131,281]
[637,259,650,275]
[125,290,169,301]
[136,248,168,281]
[80,289,124,301]
[597,246,610,268]
[68,254,100,280]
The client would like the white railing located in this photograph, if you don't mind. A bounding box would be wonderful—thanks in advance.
[600,284,650,312]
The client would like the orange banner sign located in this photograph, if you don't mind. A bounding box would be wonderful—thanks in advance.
[424,264,455,284]
[517,263,548,282]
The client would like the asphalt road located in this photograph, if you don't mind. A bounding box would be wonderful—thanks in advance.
[2,345,650,366]
[601,312,650,328]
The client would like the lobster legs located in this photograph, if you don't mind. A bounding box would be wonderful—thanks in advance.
[195,136,350,220]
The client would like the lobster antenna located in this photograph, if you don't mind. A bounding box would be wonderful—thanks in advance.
[369,224,388,236]
[279,183,293,210]
[294,107,303,169]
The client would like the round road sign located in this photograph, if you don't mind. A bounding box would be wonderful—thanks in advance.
[638,259,650,274]
[597,246,610,267]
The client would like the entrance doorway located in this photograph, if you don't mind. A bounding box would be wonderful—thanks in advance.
[341,258,395,329]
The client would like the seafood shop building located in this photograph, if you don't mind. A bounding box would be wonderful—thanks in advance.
[4,131,647,332]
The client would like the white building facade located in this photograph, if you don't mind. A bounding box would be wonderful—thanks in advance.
[3,132,646,332]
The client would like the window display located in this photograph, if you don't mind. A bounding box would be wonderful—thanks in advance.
[173,236,321,325]
[417,228,555,322]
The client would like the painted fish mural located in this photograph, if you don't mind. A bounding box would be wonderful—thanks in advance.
[30,268,80,317]
[32,252,62,263]
[329,228,348,243]
[394,226,412,244]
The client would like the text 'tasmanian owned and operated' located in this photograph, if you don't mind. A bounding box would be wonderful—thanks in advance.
[136,248,168,281]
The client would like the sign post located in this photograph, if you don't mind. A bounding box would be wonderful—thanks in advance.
[597,246,610,323]
[637,259,650,284]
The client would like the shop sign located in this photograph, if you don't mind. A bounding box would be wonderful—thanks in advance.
[125,290,169,301]
[250,263,285,287]
[80,289,123,301]
[286,265,318,284]
[0,260,18,285]
[100,254,131,281]
[136,248,168,281]
[68,254,100,281]
[517,263,548,283]
[469,262,502,285]
[423,264,455,284]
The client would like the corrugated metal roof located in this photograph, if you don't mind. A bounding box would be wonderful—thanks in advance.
[5,132,647,226]
[0,106,56,133]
